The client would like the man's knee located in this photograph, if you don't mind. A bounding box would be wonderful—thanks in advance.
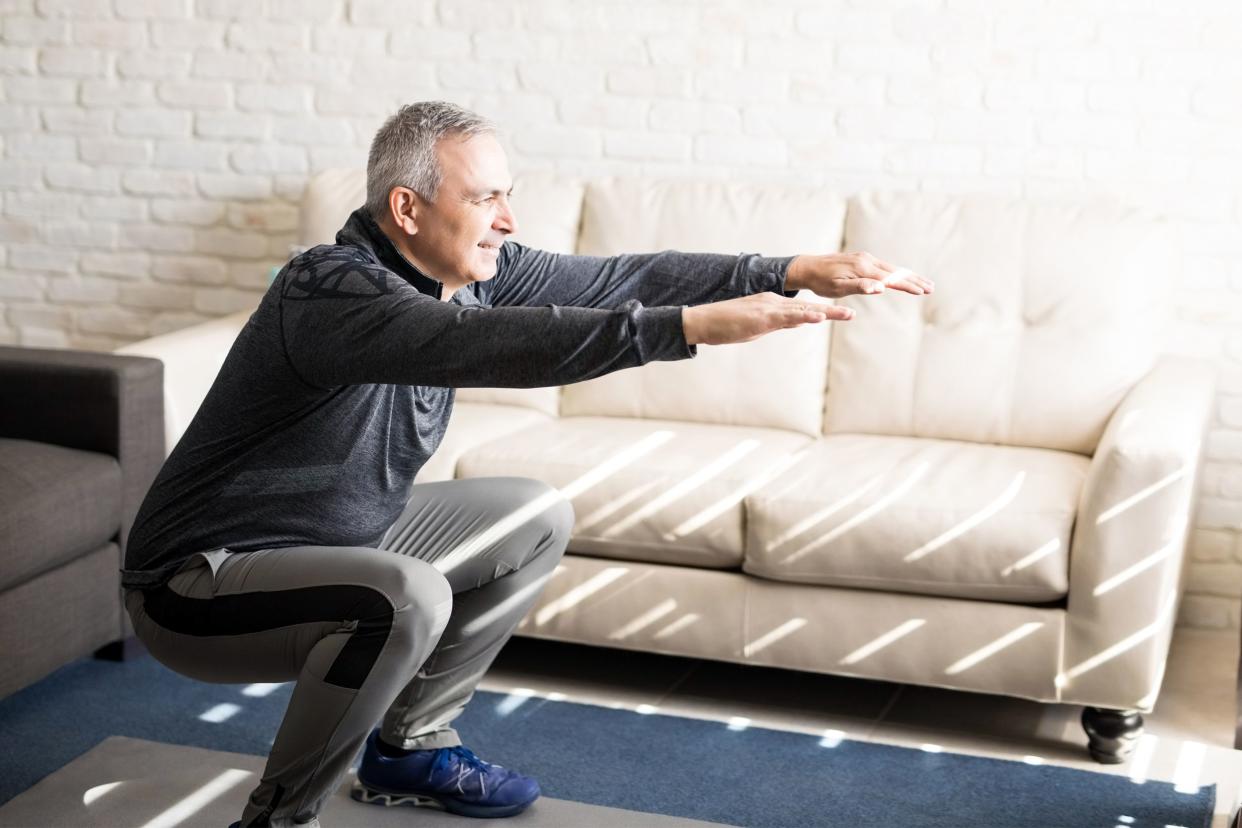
[387,557,453,639]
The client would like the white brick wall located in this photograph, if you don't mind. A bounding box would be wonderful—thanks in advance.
[2,0,1241,628]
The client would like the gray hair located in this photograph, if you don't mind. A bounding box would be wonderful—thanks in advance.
[365,101,496,219]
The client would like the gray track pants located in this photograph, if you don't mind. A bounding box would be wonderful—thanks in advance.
[123,476,573,828]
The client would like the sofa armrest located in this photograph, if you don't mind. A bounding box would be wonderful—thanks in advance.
[0,345,164,553]
[1063,354,1216,710]
[116,310,251,456]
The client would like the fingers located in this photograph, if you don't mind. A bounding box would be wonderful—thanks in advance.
[779,299,853,330]
[854,251,935,295]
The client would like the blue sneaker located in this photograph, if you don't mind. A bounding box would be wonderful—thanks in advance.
[352,729,540,818]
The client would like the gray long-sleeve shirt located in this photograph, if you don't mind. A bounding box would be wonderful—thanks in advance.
[121,207,795,590]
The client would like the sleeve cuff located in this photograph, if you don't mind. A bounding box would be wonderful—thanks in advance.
[751,255,799,298]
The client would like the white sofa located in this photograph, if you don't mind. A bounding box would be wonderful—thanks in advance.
[118,169,1216,763]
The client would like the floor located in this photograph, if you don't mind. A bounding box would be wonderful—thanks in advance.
[479,625,1242,827]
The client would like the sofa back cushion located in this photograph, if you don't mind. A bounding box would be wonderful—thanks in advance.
[826,192,1174,455]
[297,168,578,416]
[560,178,847,437]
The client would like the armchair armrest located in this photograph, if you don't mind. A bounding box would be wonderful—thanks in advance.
[0,345,164,553]
[1063,354,1216,710]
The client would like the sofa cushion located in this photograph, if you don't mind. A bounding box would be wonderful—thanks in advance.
[0,439,122,592]
[827,191,1173,455]
[561,177,846,436]
[743,434,1089,603]
[415,402,553,484]
[455,416,814,569]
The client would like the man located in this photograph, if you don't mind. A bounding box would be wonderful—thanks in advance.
[121,101,933,828]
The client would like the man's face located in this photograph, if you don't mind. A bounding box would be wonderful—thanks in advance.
[407,133,518,288]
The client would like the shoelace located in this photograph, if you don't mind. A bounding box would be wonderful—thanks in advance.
[432,746,493,796]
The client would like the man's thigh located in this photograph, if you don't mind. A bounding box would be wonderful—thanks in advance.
[378,476,573,592]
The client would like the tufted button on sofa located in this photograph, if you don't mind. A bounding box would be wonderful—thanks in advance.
[117,170,1216,763]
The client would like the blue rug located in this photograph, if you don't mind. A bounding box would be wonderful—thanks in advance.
[0,649,1216,828]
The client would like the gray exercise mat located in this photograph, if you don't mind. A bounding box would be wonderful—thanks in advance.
[0,735,730,828]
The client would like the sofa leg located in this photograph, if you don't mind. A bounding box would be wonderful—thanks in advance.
[1081,706,1143,764]
[93,636,146,662]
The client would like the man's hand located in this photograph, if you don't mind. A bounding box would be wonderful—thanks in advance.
[785,251,935,299]
[682,293,854,346]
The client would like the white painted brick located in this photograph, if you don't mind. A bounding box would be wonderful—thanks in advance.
[226,20,307,52]
[557,33,647,64]
[1194,85,1242,122]
[230,145,307,175]
[744,37,830,73]
[795,7,891,38]
[311,25,386,54]
[597,3,697,34]
[0,160,41,188]
[269,54,348,85]
[694,134,786,166]
[191,51,267,81]
[44,163,120,194]
[1098,14,1202,49]
[195,0,264,17]
[119,223,196,254]
[8,244,76,273]
[839,108,935,142]
[1036,114,1136,149]
[154,139,229,171]
[6,302,71,329]
[269,0,337,19]
[81,80,154,107]
[557,97,647,131]
[994,13,1096,47]
[837,43,932,75]
[16,326,70,348]
[37,46,103,77]
[985,80,1086,112]
[886,144,984,176]
[68,331,131,350]
[511,127,601,160]
[196,172,272,200]
[1085,149,1191,184]
[790,138,885,173]
[894,8,987,42]
[603,131,690,161]
[228,259,277,290]
[151,20,226,50]
[118,282,196,310]
[649,100,738,134]
[196,227,269,258]
[151,254,228,285]
[315,86,399,116]
[234,82,310,114]
[40,220,115,248]
[264,236,294,259]
[7,133,75,161]
[1202,496,1242,530]
[4,191,78,218]
[469,31,561,62]
[1141,120,1236,155]
[742,103,833,139]
[648,34,742,67]
[118,53,192,81]
[308,146,365,172]
[1208,428,1242,462]
[226,202,298,233]
[41,106,110,134]
[936,111,1034,145]
[349,0,433,26]
[0,272,46,300]
[151,198,225,227]
[1178,592,1235,628]
[147,310,212,336]
[694,69,786,104]
[72,20,146,49]
[605,66,689,99]
[157,80,232,110]
[1192,527,1238,563]
[0,47,37,75]
[193,286,261,314]
[45,275,116,304]
[790,73,884,108]
[115,0,189,19]
[2,18,70,46]
[35,0,110,17]
[77,307,150,338]
[195,111,269,141]
[889,74,983,108]
[701,4,793,36]
[984,146,1084,179]
[116,109,192,138]
[436,0,511,28]
[1036,49,1142,81]
[80,137,152,166]
[1222,397,1242,429]
[80,250,149,279]
[1088,81,1191,116]
[438,62,515,92]
[932,41,1032,77]
[4,76,76,103]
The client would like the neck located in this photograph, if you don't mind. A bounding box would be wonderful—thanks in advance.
[374,214,462,302]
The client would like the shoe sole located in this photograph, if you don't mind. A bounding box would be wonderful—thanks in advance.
[351,780,537,819]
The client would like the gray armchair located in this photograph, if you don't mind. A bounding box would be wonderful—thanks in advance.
[0,345,163,698]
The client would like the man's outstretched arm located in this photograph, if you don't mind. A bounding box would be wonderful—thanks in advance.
[479,244,934,309]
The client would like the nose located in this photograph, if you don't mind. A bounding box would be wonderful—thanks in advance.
[494,196,519,237]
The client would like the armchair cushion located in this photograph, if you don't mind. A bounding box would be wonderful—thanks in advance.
[0,439,121,593]
[744,434,1089,603]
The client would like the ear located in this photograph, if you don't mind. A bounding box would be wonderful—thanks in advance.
[387,187,419,235]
